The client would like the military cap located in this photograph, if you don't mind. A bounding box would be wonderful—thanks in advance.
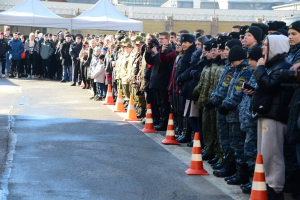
[75,33,83,39]
[117,30,126,35]
[239,25,250,36]
[228,32,240,39]
[138,32,146,37]
[203,41,212,51]
[217,36,229,44]
[218,41,226,50]
[123,43,133,48]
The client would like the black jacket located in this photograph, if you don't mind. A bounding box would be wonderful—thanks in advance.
[60,42,72,66]
[175,44,196,81]
[69,42,82,62]
[253,54,293,124]
[0,39,8,57]
[104,54,114,75]
[145,46,173,90]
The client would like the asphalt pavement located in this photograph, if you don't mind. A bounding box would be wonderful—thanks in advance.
[0,77,255,200]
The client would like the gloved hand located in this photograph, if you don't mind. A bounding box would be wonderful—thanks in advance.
[218,106,229,115]
[205,101,215,110]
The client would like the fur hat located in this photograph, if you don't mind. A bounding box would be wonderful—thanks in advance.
[180,33,196,43]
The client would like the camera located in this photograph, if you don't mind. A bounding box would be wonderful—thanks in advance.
[148,38,159,49]
[280,68,300,88]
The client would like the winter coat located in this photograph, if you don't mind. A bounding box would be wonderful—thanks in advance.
[60,42,72,66]
[221,60,252,123]
[24,39,39,59]
[69,42,82,62]
[89,54,100,78]
[145,46,173,90]
[253,54,293,124]
[40,40,54,60]
[93,61,105,83]
[55,39,64,61]
[0,39,8,57]
[8,38,24,60]
[287,42,300,143]
[253,35,293,124]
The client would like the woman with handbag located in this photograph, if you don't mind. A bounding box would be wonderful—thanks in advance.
[253,35,293,199]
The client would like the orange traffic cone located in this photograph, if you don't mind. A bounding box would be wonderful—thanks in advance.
[141,104,157,133]
[114,89,126,112]
[124,95,139,121]
[103,84,115,105]
[250,154,268,200]
[161,113,180,145]
[185,132,208,175]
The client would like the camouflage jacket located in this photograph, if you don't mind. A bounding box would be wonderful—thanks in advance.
[221,60,252,123]
[238,74,257,130]
[286,43,300,65]
[130,52,143,88]
[197,59,213,109]
[210,60,235,107]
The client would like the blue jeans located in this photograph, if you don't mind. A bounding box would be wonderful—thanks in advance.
[6,52,11,74]
[62,65,72,81]
[96,82,106,96]
[297,143,300,165]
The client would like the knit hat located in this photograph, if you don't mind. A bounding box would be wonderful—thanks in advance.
[228,46,247,62]
[245,26,262,42]
[228,32,240,39]
[289,20,300,33]
[247,46,262,62]
[239,25,250,36]
[225,38,242,49]
[251,23,269,40]
[180,33,196,43]
[203,41,212,51]
[99,54,105,60]
[38,33,44,39]
[58,31,64,38]
[102,47,108,52]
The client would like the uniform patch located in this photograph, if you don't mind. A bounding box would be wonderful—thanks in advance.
[263,126,268,132]
[236,86,242,91]
[296,60,300,63]
[238,78,246,87]
[242,66,248,70]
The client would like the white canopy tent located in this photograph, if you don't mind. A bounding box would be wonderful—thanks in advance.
[71,0,143,31]
[0,0,71,29]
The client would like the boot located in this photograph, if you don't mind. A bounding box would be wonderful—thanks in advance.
[211,162,224,170]
[224,173,236,181]
[177,118,192,143]
[213,160,236,178]
[154,121,168,131]
[241,182,252,194]
[227,163,250,185]
[187,140,194,147]
[267,185,284,200]
[240,181,251,189]
[208,157,219,164]
[175,115,183,138]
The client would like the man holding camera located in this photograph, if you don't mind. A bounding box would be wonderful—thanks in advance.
[145,31,173,131]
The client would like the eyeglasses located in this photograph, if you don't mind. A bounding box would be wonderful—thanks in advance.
[175,44,182,47]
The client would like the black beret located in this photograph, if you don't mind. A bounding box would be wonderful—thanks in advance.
[228,32,240,39]
[228,46,247,62]
[247,46,262,62]
[239,25,250,36]
[180,33,196,43]
[225,38,242,49]
[289,20,300,33]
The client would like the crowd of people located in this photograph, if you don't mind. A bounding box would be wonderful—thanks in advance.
[1,20,300,200]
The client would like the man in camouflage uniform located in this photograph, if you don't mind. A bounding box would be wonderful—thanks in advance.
[130,36,147,119]
[194,40,215,160]
[206,39,243,178]
[217,45,252,186]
